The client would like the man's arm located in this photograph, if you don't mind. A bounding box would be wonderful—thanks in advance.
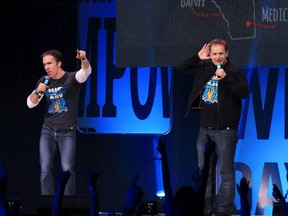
[75,50,92,83]
[27,88,44,108]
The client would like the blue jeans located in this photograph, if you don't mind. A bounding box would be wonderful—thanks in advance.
[39,124,76,195]
[197,127,238,215]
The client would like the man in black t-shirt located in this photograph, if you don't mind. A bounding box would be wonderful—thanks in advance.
[27,49,91,195]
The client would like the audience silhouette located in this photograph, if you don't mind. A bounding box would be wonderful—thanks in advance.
[157,137,252,216]
[157,137,214,216]
[272,183,288,216]
[236,177,250,216]
[83,164,144,216]
[51,170,71,216]
[122,174,145,216]
[83,164,103,216]
[0,160,8,216]
[0,144,258,216]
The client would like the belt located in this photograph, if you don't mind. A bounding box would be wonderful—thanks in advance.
[204,126,236,130]
[43,124,75,132]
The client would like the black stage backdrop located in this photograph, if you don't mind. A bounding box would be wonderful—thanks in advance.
[0,0,76,213]
[0,0,199,214]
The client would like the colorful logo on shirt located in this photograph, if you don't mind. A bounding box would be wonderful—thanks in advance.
[202,75,218,104]
[48,87,68,114]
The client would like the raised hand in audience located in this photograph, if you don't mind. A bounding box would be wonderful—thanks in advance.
[236,177,250,216]
[51,170,71,216]
[0,160,8,216]
[83,164,103,216]
[157,137,173,216]
[122,173,144,216]
[272,183,288,216]
[273,184,286,204]
[157,137,203,216]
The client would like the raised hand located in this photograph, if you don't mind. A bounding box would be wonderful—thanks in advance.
[83,164,103,216]
[83,164,103,193]
[0,160,8,216]
[0,161,6,195]
[76,49,87,60]
[198,43,211,60]
[273,184,286,204]
[123,173,144,216]
[237,177,251,216]
[157,137,167,158]
[237,177,249,197]
[51,170,72,216]
[57,170,71,187]
[156,137,173,216]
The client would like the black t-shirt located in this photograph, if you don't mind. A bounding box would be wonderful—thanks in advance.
[41,71,81,130]
[200,75,218,128]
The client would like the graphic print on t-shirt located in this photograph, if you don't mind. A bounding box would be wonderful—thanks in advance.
[48,86,68,114]
[202,75,218,104]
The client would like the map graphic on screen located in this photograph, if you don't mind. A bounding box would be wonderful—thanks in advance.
[116,0,288,67]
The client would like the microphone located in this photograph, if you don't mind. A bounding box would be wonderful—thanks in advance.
[42,75,51,85]
[216,64,222,78]
[38,76,50,97]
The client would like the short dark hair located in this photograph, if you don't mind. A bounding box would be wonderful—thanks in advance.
[41,50,62,63]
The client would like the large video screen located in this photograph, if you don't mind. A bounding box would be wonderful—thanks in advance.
[116,0,288,67]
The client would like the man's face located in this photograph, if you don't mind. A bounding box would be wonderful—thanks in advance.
[42,55,61,78]
[210,44,228,66]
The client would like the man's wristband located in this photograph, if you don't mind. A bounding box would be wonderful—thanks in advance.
[33,89,41,98]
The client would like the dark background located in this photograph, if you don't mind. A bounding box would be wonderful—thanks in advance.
[0,0,200,214]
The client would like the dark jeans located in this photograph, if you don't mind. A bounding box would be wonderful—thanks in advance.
[197,127,238,215]
[39,124,76,195]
